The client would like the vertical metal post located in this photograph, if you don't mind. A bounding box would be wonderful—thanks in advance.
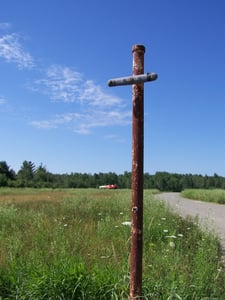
[130,44,145,299]
[107,44,157,299]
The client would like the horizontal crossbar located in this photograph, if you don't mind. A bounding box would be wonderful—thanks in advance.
[108,72,157,87]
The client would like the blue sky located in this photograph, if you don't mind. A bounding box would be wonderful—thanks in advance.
[0,0,225,176]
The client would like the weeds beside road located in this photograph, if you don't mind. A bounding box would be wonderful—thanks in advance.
[0,188,224,299]
[155,191,225,267]
[182,188,225,204]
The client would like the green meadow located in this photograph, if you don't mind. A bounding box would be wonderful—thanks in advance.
[0,188,224,299]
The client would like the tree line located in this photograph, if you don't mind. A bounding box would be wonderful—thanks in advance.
[1,160,225,191]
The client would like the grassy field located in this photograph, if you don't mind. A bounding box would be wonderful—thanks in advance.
[0,188,224,299]
[181,188,225,204]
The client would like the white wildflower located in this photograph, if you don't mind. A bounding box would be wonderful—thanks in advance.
[166,235,177,239]
[169,241,175,248]
[122,221,131,226]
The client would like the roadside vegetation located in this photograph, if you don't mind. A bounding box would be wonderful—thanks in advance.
[0,188,224,299]
[182,188,225,204]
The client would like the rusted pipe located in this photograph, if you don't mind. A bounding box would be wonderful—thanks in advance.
[130,44,145,299]
[107,44,157,299]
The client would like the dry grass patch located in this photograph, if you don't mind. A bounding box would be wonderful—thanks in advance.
[0,189,69,204]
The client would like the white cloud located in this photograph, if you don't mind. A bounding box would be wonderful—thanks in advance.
[71,110,131,134]
[79,79,122,107]
[0,27,129,136]
[30,120,58,129]
[0,33,34,69]
[34,65,82,102]
[31,64,131,134]
[34,65,122,107]
[0,23,11,30]
[0,97,6,105]
[31,109,131,135]
[104,134,126,143]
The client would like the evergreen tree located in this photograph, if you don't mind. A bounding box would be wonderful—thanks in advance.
[17,161,35,187]
[0,161,16,186]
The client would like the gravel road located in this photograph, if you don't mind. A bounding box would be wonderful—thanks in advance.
[154,192,225,252]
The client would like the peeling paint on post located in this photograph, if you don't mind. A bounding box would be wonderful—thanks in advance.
[107,44,157,299]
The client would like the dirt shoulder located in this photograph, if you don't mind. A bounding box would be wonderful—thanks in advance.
[154,192,225,252]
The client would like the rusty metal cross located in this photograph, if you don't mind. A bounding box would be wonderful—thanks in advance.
[108,44,157,299]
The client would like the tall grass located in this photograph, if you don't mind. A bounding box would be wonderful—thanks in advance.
[0,188,224,299]
[181,188,225,204]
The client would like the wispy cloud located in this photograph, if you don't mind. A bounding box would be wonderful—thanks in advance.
[31,109,131,134]
[71,110,131,134]
[33,65,83,102]
[0,22,11,30]
[0,96,7,105]
[31,64,131,134]
[0,25,130,135]
[0,33,34,69]
[33,65,122,107]
[103,134,127,143]
[30,120,58,129]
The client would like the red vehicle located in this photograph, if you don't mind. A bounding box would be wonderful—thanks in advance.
[99,184,118,189]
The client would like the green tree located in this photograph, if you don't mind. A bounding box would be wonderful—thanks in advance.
[17,161,35,187]
[154,172,170,191]
[0,174,7,186]
[0,161,16,186]
[118,171,131,189]
[34,164,52,187]
[144,172,154,189]
[180,174,193,190]
[167,174,182,192]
